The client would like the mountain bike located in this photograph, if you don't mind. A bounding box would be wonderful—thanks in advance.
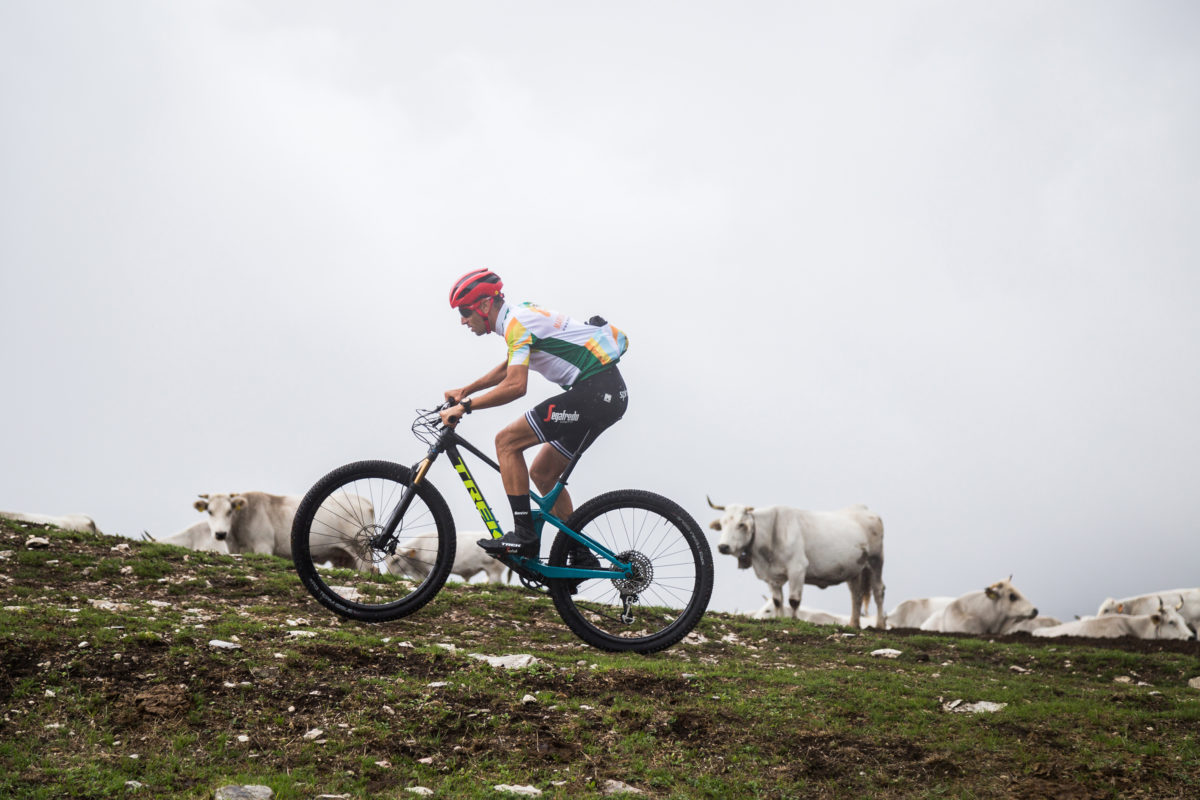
[290,402,713,653]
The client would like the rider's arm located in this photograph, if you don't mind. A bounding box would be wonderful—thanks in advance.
[445,361,508,403]
[441,364,528,424]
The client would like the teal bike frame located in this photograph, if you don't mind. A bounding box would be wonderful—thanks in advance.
[379,415,633,584]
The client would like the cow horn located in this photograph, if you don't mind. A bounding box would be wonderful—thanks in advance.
[197,493,209,499]
[706,496,725,511]
[1177,595,1185,611]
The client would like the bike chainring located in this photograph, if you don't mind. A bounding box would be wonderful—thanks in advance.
[501,555,546,592]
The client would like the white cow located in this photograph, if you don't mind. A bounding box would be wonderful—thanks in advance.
[391,530,507,584]
[1034,600,1194,640]
[919,577,1038,634]
[887,597,955,630]
[1,511,101,534]
[1097,589,1200,633]
[1001,615,1062,634]
[194,491,372,569]
[708,498,885,628]
[141,521,228,553]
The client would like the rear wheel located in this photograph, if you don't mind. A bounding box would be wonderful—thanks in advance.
[291,460,455,622]
[547,489,713,653]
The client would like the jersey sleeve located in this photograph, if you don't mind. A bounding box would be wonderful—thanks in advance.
[504,315,533,367]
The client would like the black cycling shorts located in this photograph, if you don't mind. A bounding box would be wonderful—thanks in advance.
[524,366,628,459]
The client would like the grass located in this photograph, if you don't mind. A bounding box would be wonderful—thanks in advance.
[2,519,1199,799]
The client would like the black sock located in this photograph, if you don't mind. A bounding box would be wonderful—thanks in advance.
[507,494,533,535]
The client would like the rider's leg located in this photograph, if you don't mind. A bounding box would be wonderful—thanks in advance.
[478,418,543,556]
[530,443,572,519]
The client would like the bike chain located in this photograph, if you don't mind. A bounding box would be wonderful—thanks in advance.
[501,555,548,593]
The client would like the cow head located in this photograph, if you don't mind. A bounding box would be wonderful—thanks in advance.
[983,576,1037,622]
[707,496,755,570]
[1151,597,1195,640]
[193,493,248,541]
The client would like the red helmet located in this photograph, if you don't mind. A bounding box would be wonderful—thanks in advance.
[449,269,503,316]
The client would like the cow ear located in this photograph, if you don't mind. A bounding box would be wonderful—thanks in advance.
[708,520,722,531]
[1116,603,1125,613]
[985,586,1000,600]
[232,496,247,511]
[745,506,754,513]
[194,499,208,512]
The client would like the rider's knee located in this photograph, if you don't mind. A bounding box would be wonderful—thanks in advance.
[495,427,521,457]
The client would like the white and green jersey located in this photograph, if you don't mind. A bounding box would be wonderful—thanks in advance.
[495,301,628,388]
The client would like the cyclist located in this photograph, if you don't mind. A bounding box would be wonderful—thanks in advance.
[439,268,629,565]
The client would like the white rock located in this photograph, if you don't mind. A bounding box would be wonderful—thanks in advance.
[494,785,542,796]
[25,537,51,549]
[237,735,250,743]
[521,694,538,705]
[1189,676,1200,690]
[214,787,274,800]
[303,728,324,740]
[406,789,434,797]
[603,778,645,794]
[943,699,1007,714]
[209,640,241,650]
[468,653,542,669]
[417,756,434,764]
[287,630,318,638]
[870,648,902,659]
[125,780,144,790]
[427,681,450,688]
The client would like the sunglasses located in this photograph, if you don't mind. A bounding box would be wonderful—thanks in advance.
[458,297,492,319]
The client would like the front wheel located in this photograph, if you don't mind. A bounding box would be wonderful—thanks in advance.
[547,489,713,653]
[291,460,456,622]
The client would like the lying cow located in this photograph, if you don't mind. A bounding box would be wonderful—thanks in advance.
[919,577,1037,634]
[708,497,885,628]
[747,597,849,625]
[391,530,507,584]
[887,597,955,630]
[1097,589,1200,633]
[194,491,371,569]
[141,521,228,553]
[1034,599,1193,640]
[1,510,101,534]
[1001,615,1062,634]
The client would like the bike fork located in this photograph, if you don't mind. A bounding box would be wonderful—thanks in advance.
[373,455,433,552]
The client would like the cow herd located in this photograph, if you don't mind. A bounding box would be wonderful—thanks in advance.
[4,495,1197,642]
[706,497,1199,642]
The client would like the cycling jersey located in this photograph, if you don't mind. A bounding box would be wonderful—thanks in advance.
[495,301,628,388]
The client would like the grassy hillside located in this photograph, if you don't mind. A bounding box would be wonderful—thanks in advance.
[2,519,1199,799]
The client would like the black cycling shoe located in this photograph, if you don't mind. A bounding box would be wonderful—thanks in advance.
[477,529,539,558]
[567,545,603,595]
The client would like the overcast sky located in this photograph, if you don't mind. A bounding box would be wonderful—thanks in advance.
[3,2,1198,623]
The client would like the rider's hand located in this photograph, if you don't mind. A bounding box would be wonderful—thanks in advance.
[444,388,470,405]
[439,404,464,427]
